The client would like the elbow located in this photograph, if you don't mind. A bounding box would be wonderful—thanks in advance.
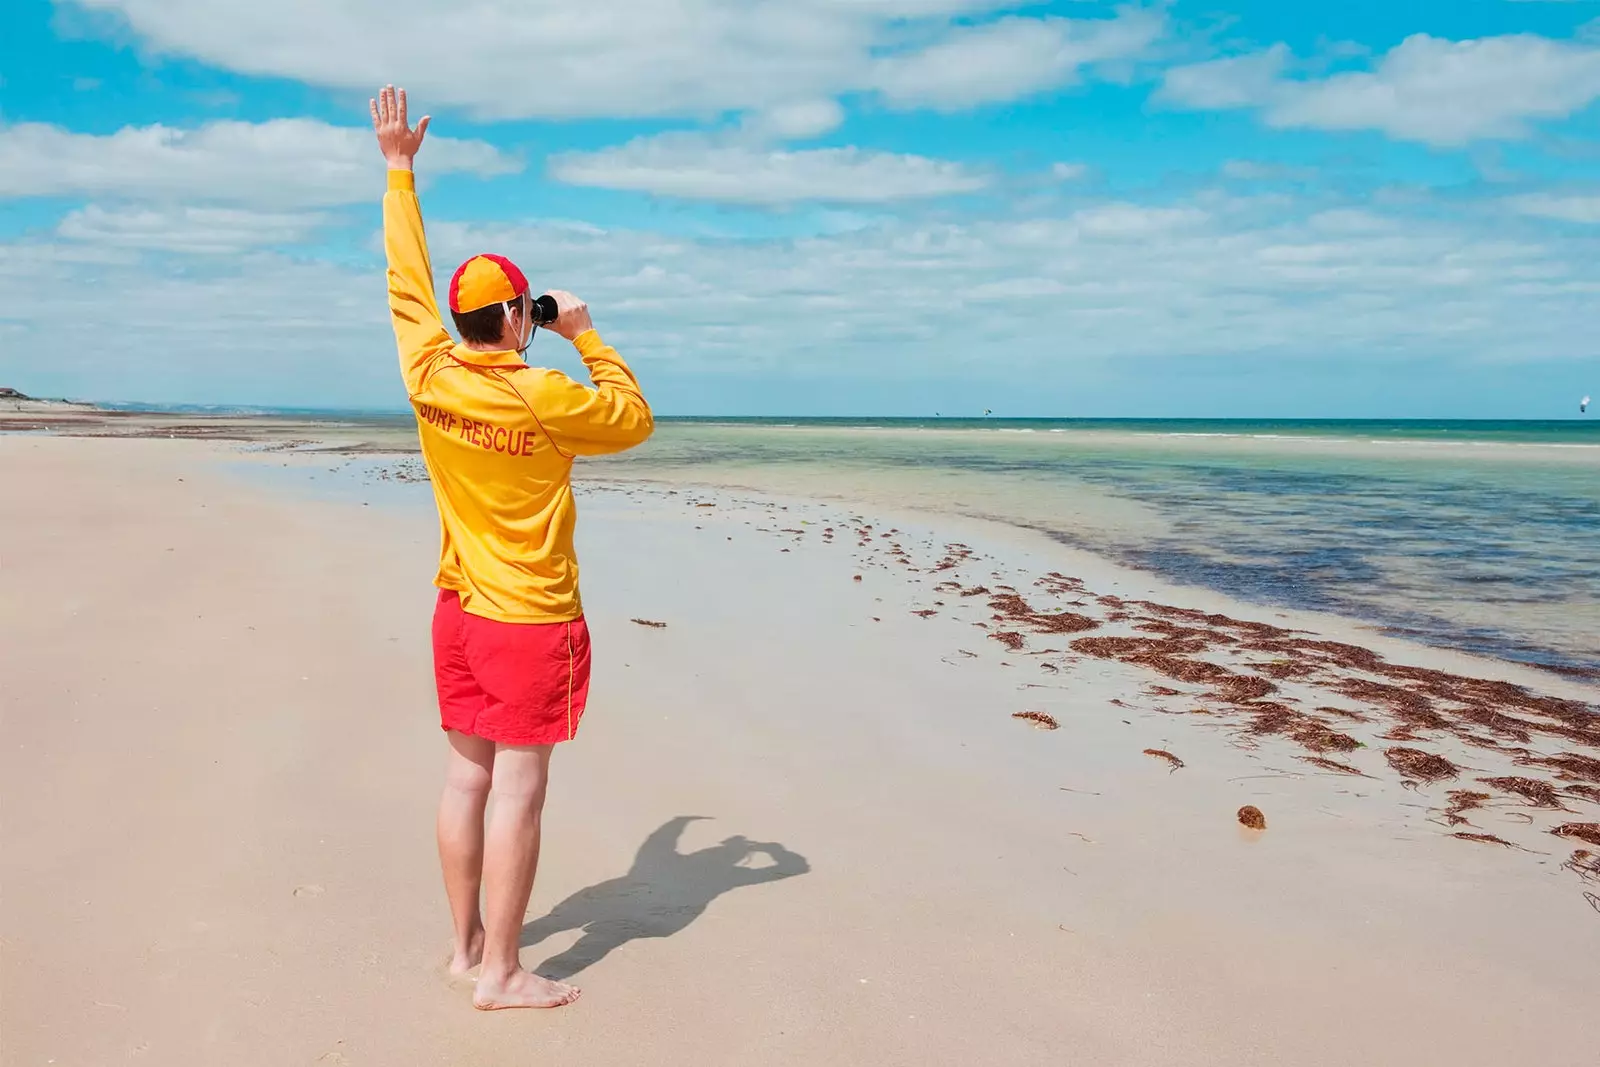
[621,397,654,446]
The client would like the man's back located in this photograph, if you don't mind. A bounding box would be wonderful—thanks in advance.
[382,167,653,622]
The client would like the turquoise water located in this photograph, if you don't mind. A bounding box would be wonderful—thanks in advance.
[582,418,1600,679]
[657,417,1600,446]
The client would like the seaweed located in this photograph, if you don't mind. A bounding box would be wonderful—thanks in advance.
[1551,823,1600,847]
[1478,776,1565,809]
[1385,747,1460,787]
[1143,748,1184,772]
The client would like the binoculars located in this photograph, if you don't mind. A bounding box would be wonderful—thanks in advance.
[529,293,560,326]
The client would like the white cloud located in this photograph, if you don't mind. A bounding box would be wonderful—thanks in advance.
[61,0,1159,120]
[1051,162,1090,181]
[1509,193,1600,223]
[871,8,1164,110]
[547,133,986,204]
[0,241,392,405]
[742,100,846,141]
[1072,203,1208,236]
[56,204,327,254]
[1221,160,1316,181]
[1158,46,1289,109]
[9,185,1597,408]
[1158,33,1600,145]
[0,119,518,207]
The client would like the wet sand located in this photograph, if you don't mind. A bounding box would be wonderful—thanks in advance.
[2,429,1598,1065]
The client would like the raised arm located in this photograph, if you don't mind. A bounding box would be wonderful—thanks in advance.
[371,85,453,395]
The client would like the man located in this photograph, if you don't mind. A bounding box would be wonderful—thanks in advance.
[370,85,653,1011]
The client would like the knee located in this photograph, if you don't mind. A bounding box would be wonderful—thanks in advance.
[490,774,549,813]
[444,763,493,802]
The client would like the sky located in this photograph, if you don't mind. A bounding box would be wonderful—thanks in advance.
[1,0,1597,417]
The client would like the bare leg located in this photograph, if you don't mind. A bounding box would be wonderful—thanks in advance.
[473,743,581,1010]
[437,730,492,975]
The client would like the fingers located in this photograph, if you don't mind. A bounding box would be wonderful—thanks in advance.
[372,86,425,138]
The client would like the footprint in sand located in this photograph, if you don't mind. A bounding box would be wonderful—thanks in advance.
[293,884,325,898]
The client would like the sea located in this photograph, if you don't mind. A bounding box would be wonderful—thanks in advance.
[577,418,1600,681]
[94,407,1600,680]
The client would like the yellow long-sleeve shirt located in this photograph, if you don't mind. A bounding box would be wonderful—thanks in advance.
[383,168,653,622]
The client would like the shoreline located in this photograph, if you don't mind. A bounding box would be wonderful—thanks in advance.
[6,400,1598,451]
[4,433,1598,1065]
[564,466,1600,685]
[5,403,1597,681]
[255,450,1600,697]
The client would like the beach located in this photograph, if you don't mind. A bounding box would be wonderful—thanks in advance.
[3,423,1599,1065]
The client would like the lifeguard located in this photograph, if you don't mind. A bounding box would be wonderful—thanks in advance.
[371,84,653,1011]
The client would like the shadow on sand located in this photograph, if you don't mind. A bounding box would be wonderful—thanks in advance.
[522,815,810,980]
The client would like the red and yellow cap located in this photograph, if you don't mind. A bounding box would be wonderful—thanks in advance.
[447,254,529,314]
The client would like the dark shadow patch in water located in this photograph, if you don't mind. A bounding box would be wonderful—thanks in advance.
[1082,537,1600,679]
[1127,542,1383,615]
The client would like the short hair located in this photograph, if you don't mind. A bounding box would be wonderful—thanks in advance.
[450,303,507,345]
[450,292,527,345]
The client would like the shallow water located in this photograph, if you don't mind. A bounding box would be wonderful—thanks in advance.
[582,419,1600,679]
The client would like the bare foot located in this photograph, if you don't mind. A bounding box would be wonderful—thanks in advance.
[447,929,485,978]
[473,969,581,1011]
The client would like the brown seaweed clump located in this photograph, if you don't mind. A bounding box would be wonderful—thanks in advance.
[1478,776,1565,809]
[1451,833,1517,848]
[1441,791,1492,826]
[1385,747,1460,787]
[1143,748,1184,771]
[1237,805,1267,830]
[1567,785,1600,806]
[1520,753,1600,786]
[991,631,1026,652]
[1551,823,1600,847]
[1256,658,1318,680]
[1212,676,1278,703]
[1013,710,1060,730]
[1037,572,1088,596]
[1290,721,1362,754]
[1298,756,1366,776]
[1561,849,1600,884]
[989,592,1100,636]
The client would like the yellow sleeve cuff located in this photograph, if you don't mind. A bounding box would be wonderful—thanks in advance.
[386,169,416,191]
[573,329,606,357]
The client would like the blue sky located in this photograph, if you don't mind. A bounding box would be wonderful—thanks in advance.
[1,0,1597,417]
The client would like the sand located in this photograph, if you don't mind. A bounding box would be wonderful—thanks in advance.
[3,432,1598,1066]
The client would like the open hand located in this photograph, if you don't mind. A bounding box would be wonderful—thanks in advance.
[369,85,429,171]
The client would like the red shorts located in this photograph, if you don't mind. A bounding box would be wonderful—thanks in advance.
[431,589,592,746]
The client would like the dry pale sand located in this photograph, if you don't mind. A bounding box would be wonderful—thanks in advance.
[2,434,1598,1066]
